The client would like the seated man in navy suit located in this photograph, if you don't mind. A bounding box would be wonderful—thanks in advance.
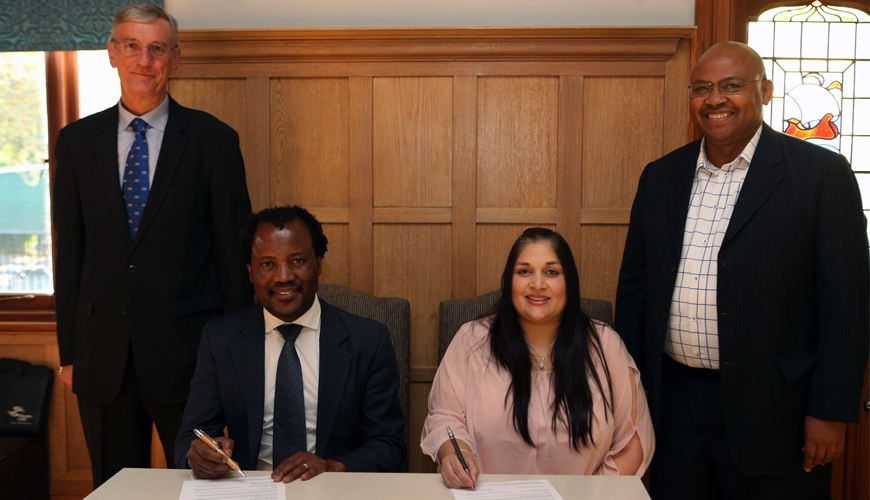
[176,205,405,481]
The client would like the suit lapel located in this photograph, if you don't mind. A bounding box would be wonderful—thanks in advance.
[721,125,784,247]
[668,141,700,262]
[229,306,267,464]
[315,301,351,457]
[93,106,131,245]
[132,96,188,250]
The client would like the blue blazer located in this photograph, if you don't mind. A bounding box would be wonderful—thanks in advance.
[615,124,869,476]
[175,301,406,472]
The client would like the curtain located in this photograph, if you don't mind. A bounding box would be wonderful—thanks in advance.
[0,0,164,52]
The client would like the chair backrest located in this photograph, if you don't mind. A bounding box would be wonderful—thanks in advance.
[316,284,410,471]
[438,289,614,363]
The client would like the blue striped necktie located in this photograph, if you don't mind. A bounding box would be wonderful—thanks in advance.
[123,118,149,240]
[273,323,307,466]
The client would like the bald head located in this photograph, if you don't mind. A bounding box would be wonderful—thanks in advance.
[693,42,767,82]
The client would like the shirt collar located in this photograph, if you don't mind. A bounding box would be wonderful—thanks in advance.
[117,94,170,134]
[263,294,322,334]
[697,124,763,173]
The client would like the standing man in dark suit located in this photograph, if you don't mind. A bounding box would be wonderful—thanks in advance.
[615,41,868,499]
[176,205,405,480]
[53,3,252,487]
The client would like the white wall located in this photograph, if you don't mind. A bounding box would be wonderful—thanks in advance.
[166,0,694,30]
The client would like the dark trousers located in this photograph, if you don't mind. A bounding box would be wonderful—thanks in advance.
[650,356,830,500]
[77,356,185,488]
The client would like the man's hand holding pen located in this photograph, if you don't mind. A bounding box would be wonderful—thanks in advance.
[270,452,346,483]
[187,435,238,479]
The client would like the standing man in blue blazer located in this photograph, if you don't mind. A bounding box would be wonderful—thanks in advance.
[176,205,405,480]
[615,42,868,499]
[53,3,252,488]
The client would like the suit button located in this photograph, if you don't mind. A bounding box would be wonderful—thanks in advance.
[661,312,667,318]
[670,267,676,273]
[129,265,136,273]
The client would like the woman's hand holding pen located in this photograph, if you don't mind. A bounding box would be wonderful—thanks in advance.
[187,436,237,479]
[437,440,479,489]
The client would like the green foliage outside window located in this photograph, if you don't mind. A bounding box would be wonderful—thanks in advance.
[0,52,47,169]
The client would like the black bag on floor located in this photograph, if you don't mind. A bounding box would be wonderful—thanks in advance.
[0,358,53,435]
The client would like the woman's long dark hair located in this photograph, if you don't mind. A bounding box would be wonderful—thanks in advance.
[488,227,612,451]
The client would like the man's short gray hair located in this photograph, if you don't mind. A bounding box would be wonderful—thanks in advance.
[111,3,179,47]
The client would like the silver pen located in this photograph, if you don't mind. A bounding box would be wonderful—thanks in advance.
[446,426,475,490]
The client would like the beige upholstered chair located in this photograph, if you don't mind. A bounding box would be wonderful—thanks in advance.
[438,289,613,363]
[316,284,410,471]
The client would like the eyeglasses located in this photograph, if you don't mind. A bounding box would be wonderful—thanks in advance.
[688,79,764,98]
[112,40,176,59]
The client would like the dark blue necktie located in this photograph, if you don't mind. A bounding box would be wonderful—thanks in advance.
[273,323,307,466]
[123,118,149,240]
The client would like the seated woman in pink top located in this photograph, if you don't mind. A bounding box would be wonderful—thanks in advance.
[421,228,654,489]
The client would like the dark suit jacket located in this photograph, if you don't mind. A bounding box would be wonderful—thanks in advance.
[53,96,253,405]
[615,124,869,476]
[174,301,406,472]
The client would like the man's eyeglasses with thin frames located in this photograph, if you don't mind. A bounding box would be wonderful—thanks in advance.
[688,79,765,98]
[111,39,177,59]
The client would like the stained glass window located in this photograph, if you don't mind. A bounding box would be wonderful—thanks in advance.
[749,1,870,242]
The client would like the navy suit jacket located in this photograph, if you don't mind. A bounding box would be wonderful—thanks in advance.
[53,96,253,405]
[175,301,406,472]
[615,124,869,476]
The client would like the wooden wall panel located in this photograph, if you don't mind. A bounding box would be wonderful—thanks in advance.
[579,225,630,307]
[476,224,557,296]
[271,78,349,208]
[373,77,453,208]
[169,79,247,153]
[373,224,452,475]
[477,77,559,208]
[319,224,350,287]
[373,224,452,368]
[582,77,665,210]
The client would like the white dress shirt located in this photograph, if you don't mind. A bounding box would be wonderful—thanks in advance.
[665,125,763,370]
[117,95,169,188]
[258,295,321,467]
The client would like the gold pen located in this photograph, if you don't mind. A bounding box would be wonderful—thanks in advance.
[194,428,246,477]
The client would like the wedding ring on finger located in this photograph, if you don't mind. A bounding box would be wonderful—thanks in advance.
[301,462,309,470]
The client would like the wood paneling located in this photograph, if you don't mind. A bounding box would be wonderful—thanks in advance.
[579,225,630,307]
[348,77,374,294]
[373,224,452,368]
[320,224,350,287]
[582,77,665,209]
[373,77,453,208]
[373,225,452,476]
[271,78,349,208]
[451,76,478,300]
[477,77,559,208]
[169,79,246,153]
[245,77,272,212]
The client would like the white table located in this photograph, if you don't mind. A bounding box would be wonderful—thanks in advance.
[85,469,651,499]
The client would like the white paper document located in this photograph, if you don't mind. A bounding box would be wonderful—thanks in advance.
[451,480,565,500]
[179,476,286,500]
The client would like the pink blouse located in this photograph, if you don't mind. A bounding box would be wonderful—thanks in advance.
[421,318,654,476]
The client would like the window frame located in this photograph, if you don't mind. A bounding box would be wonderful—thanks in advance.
[0,51,78,318]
